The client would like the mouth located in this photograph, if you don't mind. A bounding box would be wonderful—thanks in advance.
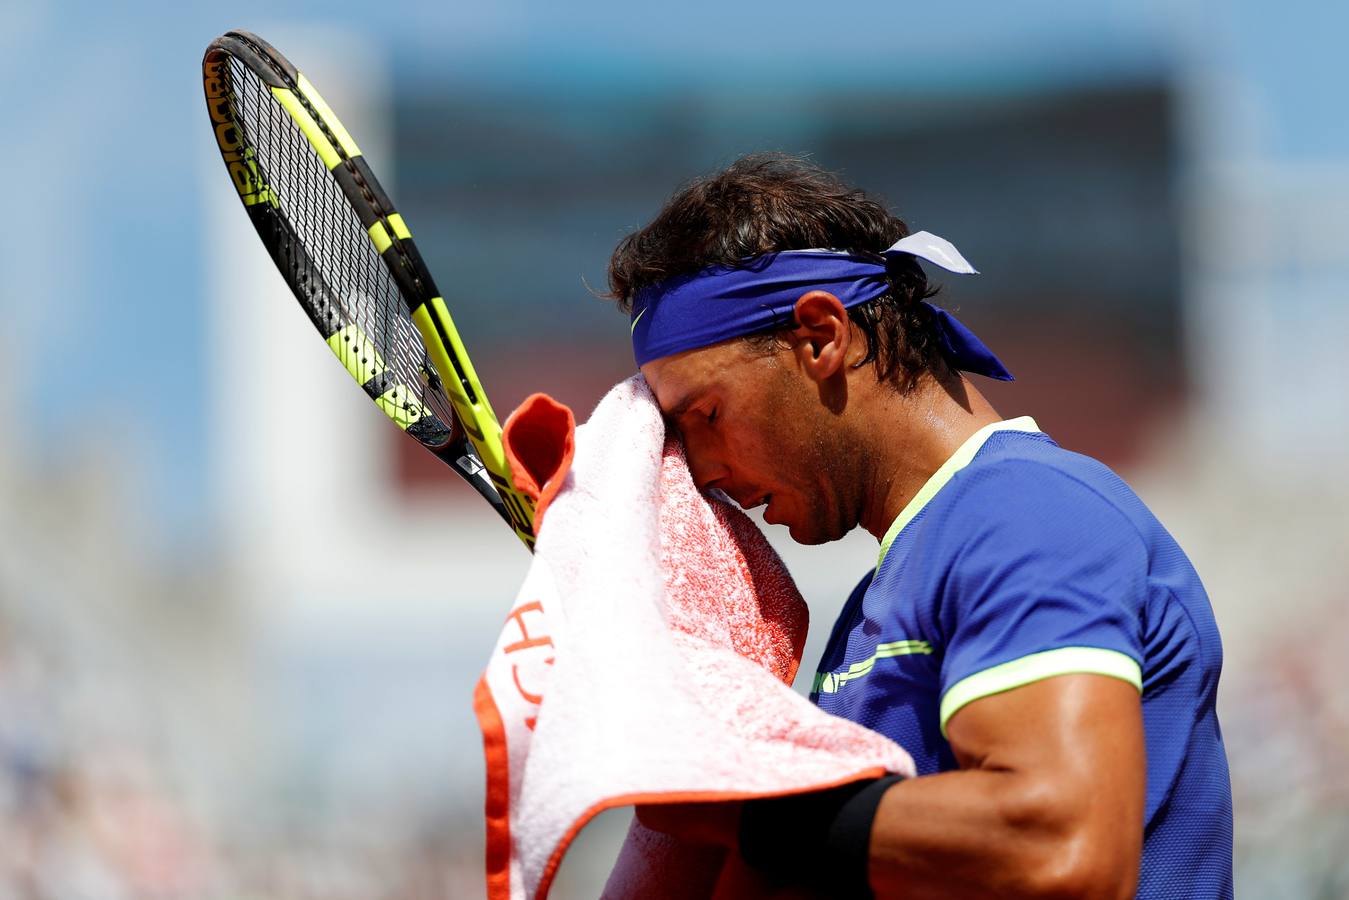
[733,492,772,513]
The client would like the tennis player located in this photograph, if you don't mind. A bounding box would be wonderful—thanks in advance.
[611,155,1232,898]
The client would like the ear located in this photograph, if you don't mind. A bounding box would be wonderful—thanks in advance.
[789,290,851,384]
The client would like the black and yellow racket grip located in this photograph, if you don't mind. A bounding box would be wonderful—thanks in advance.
[410,299,537,548]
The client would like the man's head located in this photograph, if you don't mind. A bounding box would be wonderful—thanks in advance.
[605,154,960,544]
[608,153,945,391]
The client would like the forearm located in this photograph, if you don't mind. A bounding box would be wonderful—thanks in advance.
[732,767,1110,900]
[647,769,1131,900]
[648,678,1143,898]
[867,769,1093,900]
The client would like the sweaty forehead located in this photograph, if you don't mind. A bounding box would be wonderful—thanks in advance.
[641,342,741,415]
[641,357,703,418]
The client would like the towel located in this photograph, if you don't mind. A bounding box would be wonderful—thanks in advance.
[475,375,914,900]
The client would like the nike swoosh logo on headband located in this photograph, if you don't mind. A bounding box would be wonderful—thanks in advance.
[630,307,647,334]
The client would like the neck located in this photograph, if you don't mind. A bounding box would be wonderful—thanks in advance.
[856,370,1003,542]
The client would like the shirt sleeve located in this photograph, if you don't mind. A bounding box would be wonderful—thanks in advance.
[922,460,1146,736]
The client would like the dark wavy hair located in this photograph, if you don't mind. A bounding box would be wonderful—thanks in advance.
[606,153,943,391]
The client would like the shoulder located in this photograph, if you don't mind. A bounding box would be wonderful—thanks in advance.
[951,430,1130,502]
[892,437,1153,634]
[923,434,1147,553]
[869,429,1159,613]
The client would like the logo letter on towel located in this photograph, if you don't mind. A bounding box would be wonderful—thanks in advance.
[502,601,555,731]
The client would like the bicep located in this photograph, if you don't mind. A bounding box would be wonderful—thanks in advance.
[947,673,1145,883]
[865,674,1144,898]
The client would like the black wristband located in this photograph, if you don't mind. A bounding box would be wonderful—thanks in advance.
[739,774,905,899]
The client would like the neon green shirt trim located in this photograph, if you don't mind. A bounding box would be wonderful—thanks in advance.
[813,639,933,694]
[939,646,1142,737]
[876,416,1041,568]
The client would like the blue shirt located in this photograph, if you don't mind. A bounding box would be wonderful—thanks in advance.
[811,418,1233,898]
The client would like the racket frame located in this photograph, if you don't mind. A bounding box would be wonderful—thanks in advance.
[203,30,536,549]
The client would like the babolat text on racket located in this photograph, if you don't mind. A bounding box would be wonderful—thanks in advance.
[202,30,535,549]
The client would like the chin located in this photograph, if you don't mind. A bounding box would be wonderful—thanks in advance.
[772,498,850,545]
[786,519,846,546]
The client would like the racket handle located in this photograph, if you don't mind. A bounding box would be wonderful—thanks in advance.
[412,298,536,549]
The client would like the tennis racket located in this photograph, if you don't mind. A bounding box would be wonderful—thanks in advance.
[202,30,535,550]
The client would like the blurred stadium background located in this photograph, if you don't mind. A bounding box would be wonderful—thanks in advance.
[3,1,1347,895]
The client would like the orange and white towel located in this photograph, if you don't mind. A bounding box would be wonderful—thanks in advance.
[475,375,914,900]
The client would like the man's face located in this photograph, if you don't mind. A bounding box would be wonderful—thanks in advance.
[641,339,858,545]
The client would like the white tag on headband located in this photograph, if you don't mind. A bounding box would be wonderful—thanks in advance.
[885,231,979,275]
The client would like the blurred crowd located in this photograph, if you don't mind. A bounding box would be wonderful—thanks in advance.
[0,623,207,897]
[0,466,491,900]
[0,612,480,900]
[0,612,485,899]
[1226,603,1349,896]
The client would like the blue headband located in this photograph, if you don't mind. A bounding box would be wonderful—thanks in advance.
[630,231,1013,381]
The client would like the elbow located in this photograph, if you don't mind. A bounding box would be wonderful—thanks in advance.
[999,781,1140,900]
[1024,835,1139,900]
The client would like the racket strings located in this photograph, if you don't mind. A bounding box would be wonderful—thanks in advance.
[226,57,459,434]
[233,34,425,308]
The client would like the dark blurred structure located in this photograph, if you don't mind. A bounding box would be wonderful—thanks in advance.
[393,80,1180,493]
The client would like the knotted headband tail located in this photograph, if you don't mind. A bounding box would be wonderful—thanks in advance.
[927,306,1014,382]
[630,230,1013,382]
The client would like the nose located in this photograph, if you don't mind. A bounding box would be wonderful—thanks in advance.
[683,438,730,493]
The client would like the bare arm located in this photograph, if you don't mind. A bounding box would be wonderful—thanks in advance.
[866,673,1144,899]
[637,673,1144,898]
